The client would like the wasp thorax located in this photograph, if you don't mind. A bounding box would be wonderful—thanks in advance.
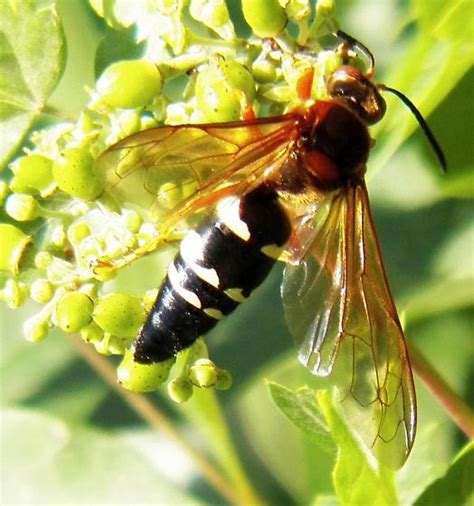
[326,65,386,125]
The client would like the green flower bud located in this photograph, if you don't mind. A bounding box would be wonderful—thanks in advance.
[55,292,94,333]
[122,209,142,233]
[221,61,256,101]
[93,293,145,339]
[107,334,126,355]
[30,279,55,303]
[284,0,311,21]
[188,358,217,388]
[24,315,49,343]
[93,334,113,355]
[96,60,162,109]
[93,333,125,355]
[115,109,142,136]
[242,0,287,37]
[118,349,174,393]
[316,0,335,15]
[9,154,55,197]
[168,377,194,403]
[53,148,104,201]
[5,193,40,221]
[189,0,234,39]
[0,224,32,274]
[2,279,29,309]
[215,368,233,390]
[252,60,277,83]
[34,251,53,270]
[80,321,104,344]
[67,222,91,245]
[195,60,255,121]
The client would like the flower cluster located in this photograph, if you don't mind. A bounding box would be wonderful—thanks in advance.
[1,0,341,400]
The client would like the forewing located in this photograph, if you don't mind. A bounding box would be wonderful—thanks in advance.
[282,184,416,469]
[96,116,299,228]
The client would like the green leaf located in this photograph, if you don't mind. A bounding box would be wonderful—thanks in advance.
[0,0,66,168]
[402,277,473,325]
[268,382,336,457]
[397,424,452,506]
[1,408,202,504]
[400,218,474,324]
[372,0,472,173]
[235,354,334,502]
[317,390,399,506]
[414,442,474,506]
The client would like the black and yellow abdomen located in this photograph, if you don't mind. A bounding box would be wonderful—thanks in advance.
[133,185,291,364]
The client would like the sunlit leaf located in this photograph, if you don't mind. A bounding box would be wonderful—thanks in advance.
[372,0,472,173]
[268,382,336,457]
[414,442,474,506]
[0,0,65,168]
[317,390,399,506]
[397,424,452,506]
[402,277,473,325]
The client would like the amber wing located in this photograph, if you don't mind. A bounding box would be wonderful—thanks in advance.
[281,183,416,468]
[96,116,300,230]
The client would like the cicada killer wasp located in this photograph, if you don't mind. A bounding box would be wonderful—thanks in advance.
[96,31,446,468]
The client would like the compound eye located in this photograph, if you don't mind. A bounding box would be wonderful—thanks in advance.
[326,66,386,125]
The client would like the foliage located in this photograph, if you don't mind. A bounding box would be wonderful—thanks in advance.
[1,0,472,504]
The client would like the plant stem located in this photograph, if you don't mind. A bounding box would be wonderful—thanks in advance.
[408,341,474,438]
[72,336,264,505]
[184,387,264,505]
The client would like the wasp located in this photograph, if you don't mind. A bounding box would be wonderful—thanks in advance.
[96,31,445,468]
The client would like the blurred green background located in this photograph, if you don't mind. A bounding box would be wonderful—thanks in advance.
[1,0,472,504]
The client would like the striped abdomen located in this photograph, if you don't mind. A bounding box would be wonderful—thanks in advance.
[133,185,292,364]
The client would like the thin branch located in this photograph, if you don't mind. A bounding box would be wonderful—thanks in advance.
[408,341,474,438]
[72,336,264,506]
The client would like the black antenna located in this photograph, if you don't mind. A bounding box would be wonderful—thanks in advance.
[381,85,447,173]
[336,29,375,78]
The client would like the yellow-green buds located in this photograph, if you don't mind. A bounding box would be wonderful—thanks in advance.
[9,154,55,197]
[118,349,175,392]
[55,292,94,333]
[96,60,162,109]
[5,194,40,221]
[215,368,233,390]
[24,315,50,343]
[0,224,32,274]
[30,279,55,304]
[93,293,145,340]
[168,376,194,403]
[53,148,105,200]
[195,60,256,121]
[242,0,287,37]
[1,279,29,309]
[189,358,218,388]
